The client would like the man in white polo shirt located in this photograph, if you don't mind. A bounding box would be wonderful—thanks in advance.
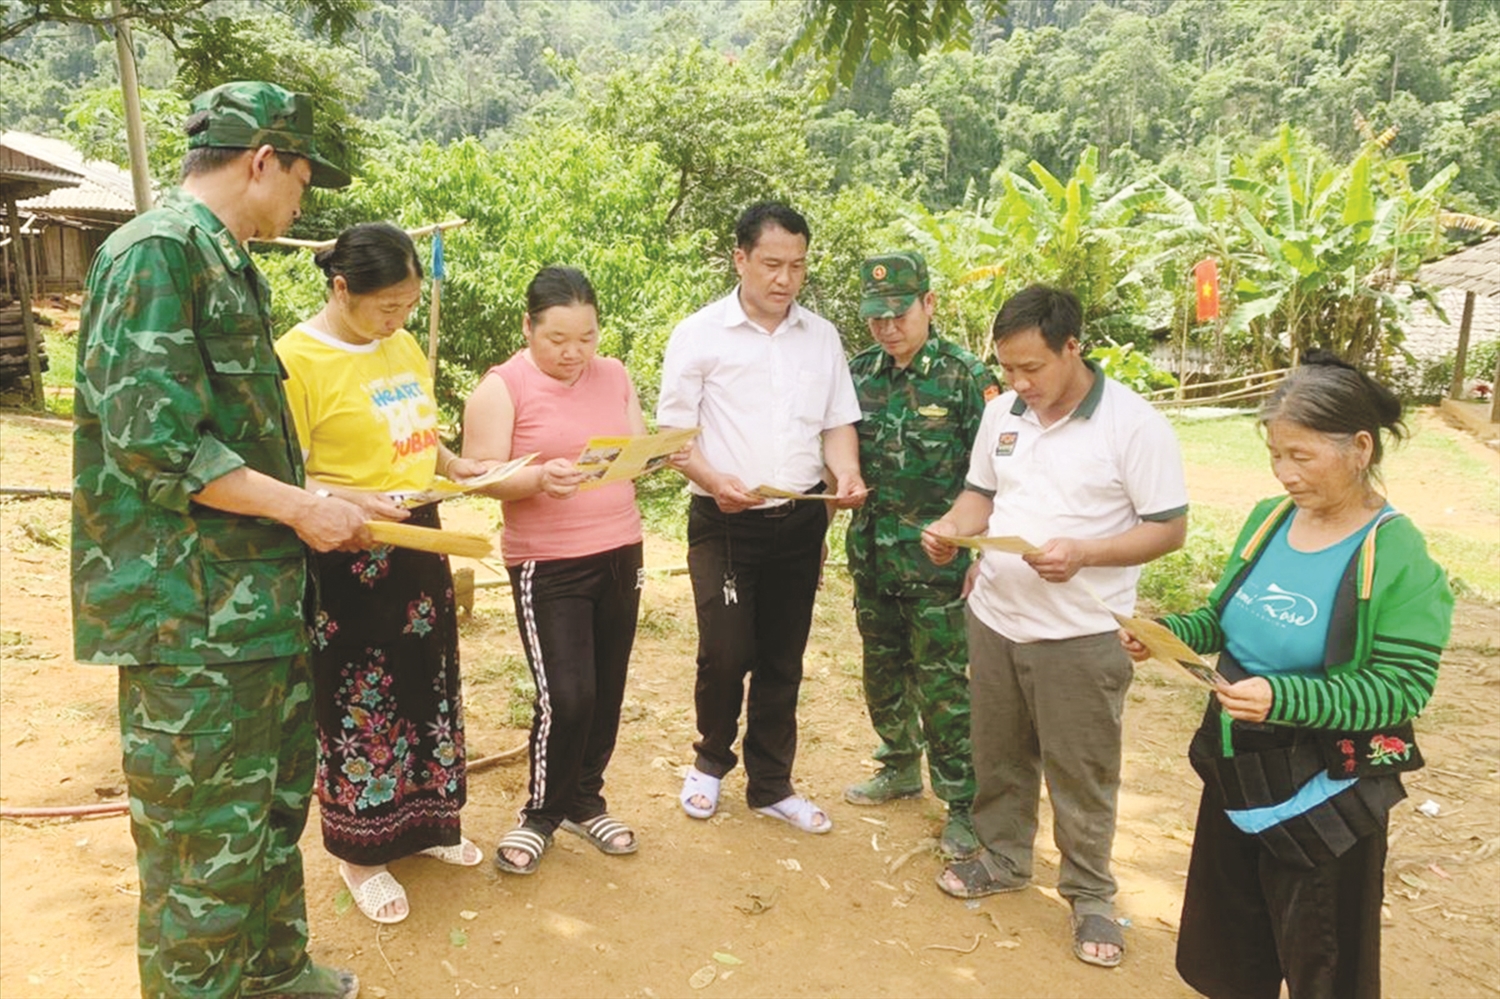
[657,201,866,835]
[921,284,1187,969]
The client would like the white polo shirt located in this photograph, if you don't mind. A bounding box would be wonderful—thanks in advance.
[965,363,1188,643]
[656,288,861,498]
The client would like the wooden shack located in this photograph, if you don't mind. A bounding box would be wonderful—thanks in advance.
[1,143,84,404]
[1,132,139,296]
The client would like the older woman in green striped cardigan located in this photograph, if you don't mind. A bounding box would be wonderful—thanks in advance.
[1120,351,1453,999]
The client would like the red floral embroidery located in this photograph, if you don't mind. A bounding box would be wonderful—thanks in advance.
[1368,733,1413,767]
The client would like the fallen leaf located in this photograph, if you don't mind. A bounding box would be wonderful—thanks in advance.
[712,952,743,966]
[459,910,479,920]
[1397,872,1428,891]
[449,928,468,947]
[333,888,353,917]
[688,964,716,989]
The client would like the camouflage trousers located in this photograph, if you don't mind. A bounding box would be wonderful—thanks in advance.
[118,656,316,999]
[852,584,975,804]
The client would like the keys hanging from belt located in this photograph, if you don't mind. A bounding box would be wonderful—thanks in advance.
[722,570,738,605]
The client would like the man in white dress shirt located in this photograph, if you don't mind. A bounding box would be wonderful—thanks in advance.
[657,202,866,834]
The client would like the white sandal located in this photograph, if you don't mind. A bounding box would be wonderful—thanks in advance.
[680,767,721,819]
[754,794,832,834]
[417,836,483,866]
[340,865,408,924]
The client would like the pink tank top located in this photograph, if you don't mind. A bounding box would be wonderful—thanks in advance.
[490,352,642,565]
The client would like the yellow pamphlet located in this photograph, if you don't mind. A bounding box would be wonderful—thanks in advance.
[904,517,1040,555]
[751,485,845,502]
[399,452,538,508]
[1111,612,1224,688]
[576,427,699,491]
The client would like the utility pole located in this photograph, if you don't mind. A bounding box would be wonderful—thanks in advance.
[112,0,153,214]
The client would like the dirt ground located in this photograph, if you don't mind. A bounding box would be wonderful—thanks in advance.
[1,410,1497,999]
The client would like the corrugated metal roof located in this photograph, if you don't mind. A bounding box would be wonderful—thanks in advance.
[1419,235,1500,297]
[1,131,140,219]
[0,166,82,202]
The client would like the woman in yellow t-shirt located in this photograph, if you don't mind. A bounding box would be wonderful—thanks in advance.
[276,222,491,925]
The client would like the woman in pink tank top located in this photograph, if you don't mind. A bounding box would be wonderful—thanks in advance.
[463,267,689,875]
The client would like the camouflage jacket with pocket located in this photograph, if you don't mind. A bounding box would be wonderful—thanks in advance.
[71,188,311,666]
[846,334,998,595]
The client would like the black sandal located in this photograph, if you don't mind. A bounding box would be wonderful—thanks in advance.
[935,850,1029,899]
[493,826,551,874]
[560,814,639,855]
[1072,913,1125,968]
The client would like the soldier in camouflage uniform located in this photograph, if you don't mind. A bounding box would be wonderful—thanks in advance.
[844,252,999,858]
[71,82,369,999]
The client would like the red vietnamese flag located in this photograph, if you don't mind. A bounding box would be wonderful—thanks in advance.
[1194,259,1220,321]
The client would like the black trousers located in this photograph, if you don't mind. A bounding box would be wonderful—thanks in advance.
[687,495,827,808]
[1176,778,1387,999]
[508,542,643,834]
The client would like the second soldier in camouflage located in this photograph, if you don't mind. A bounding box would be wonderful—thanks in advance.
[844,251,999,858]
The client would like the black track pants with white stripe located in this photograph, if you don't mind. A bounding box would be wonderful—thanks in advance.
[507,542,644,834]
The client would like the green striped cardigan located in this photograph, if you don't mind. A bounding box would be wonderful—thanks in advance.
[1161,496,1453,731]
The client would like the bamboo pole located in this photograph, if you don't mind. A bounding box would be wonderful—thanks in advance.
[1145,367,1291,399]
[426,228,444,379]
[1448,291,1476,400]
[111,0,153,214]
[1153,377,1284,409]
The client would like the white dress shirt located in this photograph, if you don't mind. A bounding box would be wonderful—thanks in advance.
[656,288,861,499]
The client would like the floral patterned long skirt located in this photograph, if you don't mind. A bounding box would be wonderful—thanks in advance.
[311,502,466,865]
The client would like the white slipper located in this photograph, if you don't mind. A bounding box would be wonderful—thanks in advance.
[680,767,721,819]
[417,837,483,867]
[754,794,832,834]
[340,865,408,924]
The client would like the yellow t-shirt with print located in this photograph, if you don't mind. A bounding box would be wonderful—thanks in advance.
[275,324,440,494]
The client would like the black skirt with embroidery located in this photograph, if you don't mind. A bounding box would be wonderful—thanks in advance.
[310,503,467,865]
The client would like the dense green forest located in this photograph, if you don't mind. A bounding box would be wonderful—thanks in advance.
[4,0,1498,416]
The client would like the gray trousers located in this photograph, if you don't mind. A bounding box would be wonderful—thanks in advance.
[966,609,1133,917]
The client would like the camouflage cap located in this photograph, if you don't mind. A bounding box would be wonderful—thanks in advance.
[185,81,350,189]
[860,251,930,319]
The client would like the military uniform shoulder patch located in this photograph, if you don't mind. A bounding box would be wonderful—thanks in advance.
[917,404,949,418]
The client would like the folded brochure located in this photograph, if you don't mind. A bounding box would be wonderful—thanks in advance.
[1111,612,1224,688]
[575,427,699,491]
[399,452,537,508]
[902,517,1039,555]
[751,485,845,502]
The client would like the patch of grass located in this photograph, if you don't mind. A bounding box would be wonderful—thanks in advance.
[1424,530,1500,602]
[40,325,77,391]
[1167,412,1266,470]
[1137,507,1239,616]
